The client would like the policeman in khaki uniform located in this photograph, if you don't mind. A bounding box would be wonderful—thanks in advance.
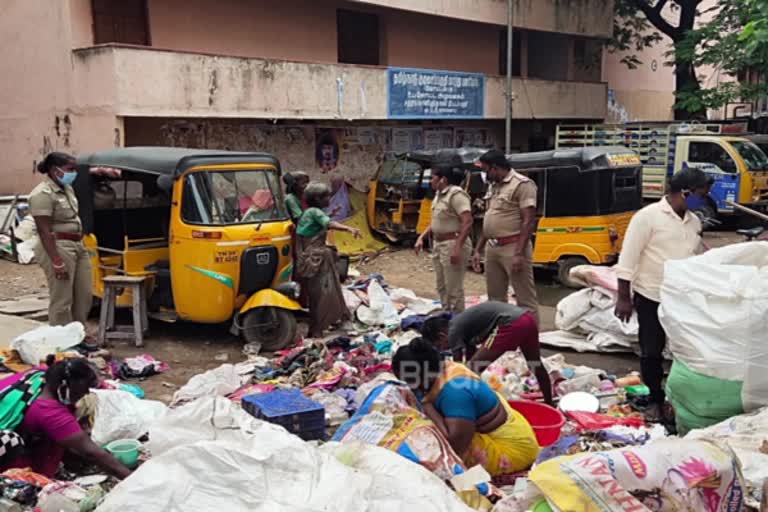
[472,150,540,322]
[29,152,120,332]
[415,163,473,313]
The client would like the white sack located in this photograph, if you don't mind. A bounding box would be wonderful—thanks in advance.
[659,242,768,410]
[91,389,167,446]
[148,396,301,457]
[100,397,473,512]
[686,406,768,508]
[10,322,84,365]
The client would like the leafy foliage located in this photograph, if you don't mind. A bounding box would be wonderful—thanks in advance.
[676,0,768,111]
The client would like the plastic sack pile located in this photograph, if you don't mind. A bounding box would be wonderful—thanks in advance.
[541,266,639,354]
[660,242,768,433]
[97,396,476,512]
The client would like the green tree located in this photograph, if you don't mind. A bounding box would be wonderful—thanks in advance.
[610,0,705,120]
[675,0,768,116]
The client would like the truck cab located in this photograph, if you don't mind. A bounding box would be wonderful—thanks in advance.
[673,136,768,212]
[556,123,768,214]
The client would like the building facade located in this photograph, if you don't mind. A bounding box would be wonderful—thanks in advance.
[1,0,613,194]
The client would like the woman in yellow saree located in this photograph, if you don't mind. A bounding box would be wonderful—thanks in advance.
[392,338,540,476]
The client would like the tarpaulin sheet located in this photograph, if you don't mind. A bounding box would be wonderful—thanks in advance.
[327,186,387,257]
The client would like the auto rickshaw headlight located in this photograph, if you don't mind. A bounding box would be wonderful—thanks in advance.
[275,281,301,300]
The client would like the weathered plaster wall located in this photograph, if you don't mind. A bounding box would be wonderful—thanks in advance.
[0,0,120,195]
[74,46,607,122]
[124,118,508,189]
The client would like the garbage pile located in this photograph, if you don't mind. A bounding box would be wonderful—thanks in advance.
[0,245,766,511]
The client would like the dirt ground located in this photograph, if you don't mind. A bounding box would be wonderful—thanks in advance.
[0,230,744,402]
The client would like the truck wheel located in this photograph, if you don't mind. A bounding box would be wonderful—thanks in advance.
[241,307,297,352]
[557,257,588,289]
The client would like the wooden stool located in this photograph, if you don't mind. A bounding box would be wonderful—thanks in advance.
[98,275,149,347]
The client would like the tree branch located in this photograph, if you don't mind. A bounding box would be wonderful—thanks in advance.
[629,0,679,40]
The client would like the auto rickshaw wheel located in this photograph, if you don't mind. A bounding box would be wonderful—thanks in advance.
[241,307,297,352]
[557,257,588,289]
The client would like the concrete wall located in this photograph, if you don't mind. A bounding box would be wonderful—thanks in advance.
[351,0,615,38]
[383,9,499,74]
[147,0,500,74]
[73,46,607,121]
[602,44,676,122]
[0,0,119,195]
[148,0,337,63]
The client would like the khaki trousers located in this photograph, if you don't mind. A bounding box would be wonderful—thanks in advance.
[484,241,539,323]
[432,238,472,313]
[36,240,93,326]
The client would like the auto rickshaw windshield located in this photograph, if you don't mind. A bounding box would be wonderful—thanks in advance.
[379,159,423,184]
[182,169,288,225]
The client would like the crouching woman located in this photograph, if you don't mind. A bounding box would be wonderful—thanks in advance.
[392,338,540,476]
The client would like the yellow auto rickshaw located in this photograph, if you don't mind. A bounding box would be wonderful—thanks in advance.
[367,148,487,243]
[509,146,643,287]
[74,147,301,350]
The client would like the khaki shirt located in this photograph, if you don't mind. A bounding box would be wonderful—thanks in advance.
[431,185,471,234]
[482,170,537,238]
[615,197,702,302]
[28,175,82,234]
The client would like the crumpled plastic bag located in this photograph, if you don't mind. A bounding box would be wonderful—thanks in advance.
[91,389,167,446]
[171,363,254,406]
[100,396,475,512]
[308,389,349,426]
[10,322,84,365]
[356,280,399,326]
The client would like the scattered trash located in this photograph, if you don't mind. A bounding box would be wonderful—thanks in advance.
[118,354,170,379]
[10,322,84,365]
[356,280,400,326]
[214,352,230,362]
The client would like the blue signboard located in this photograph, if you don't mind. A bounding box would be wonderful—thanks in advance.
[387,67,485,119]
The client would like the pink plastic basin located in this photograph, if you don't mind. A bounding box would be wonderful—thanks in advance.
[509,400,566,447]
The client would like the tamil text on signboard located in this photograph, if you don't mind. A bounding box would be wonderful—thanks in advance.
[388,67,485,119]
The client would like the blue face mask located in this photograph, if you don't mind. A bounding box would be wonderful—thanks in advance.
[57,168,78,186]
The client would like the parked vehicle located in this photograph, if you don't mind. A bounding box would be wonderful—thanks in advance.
[556,122,768,215]
[509,146,643,287]
[366,147,487,243]
[74,147,300,350]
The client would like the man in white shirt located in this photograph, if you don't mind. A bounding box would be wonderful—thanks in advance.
[615,168,708,420]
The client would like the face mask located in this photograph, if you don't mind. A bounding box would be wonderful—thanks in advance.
[56,167,78,186]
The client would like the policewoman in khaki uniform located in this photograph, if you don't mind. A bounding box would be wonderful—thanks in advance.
[415,164,473,313]
[472,150,540,322]
[29,153,120,330]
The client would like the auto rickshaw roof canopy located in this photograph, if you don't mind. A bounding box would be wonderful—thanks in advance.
[395,147,489,167]
[392,146,639,172]
[506,146,639,172]
[77,146,281,177]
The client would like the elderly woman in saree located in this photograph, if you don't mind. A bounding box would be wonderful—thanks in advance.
[295,183,361,338]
